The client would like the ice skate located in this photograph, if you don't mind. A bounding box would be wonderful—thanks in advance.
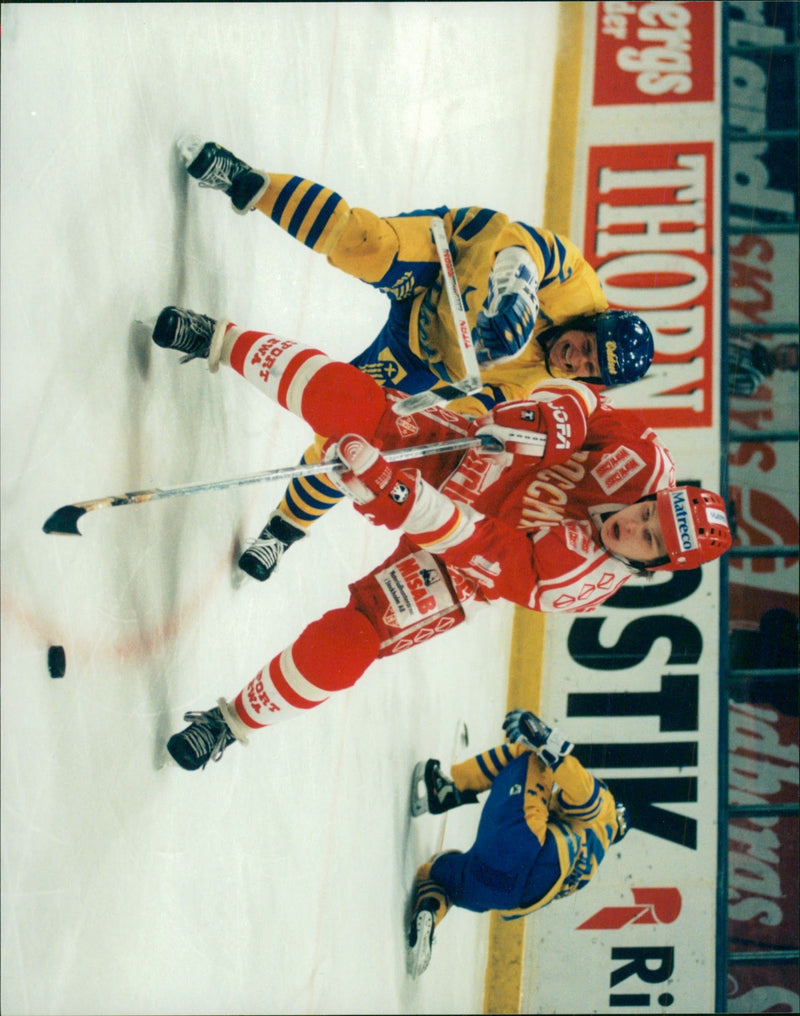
[406,897,437,978]
[178,135,269,213]
[406,859,452,977]
[166,702,243,771]
[238,512,306,582]
[410,758,478,816]
[151,306,217,362]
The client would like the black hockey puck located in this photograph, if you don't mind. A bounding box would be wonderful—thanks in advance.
[48,645,66,678]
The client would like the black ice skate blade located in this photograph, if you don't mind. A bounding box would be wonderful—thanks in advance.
[43,504,87,536]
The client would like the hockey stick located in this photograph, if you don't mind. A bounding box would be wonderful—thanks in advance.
[42,435,485,536]
[393,218,483,417]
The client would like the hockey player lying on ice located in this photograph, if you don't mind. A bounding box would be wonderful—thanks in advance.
[150,306,731,772]
[406,708,629,977]
[176,138,656,584]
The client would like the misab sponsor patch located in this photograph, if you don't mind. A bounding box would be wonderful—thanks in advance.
[591,446,646,494]
[378,553,453,629]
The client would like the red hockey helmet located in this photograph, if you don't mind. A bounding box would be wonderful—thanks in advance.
[650,486,732,571]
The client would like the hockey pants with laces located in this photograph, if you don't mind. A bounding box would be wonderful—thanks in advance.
[213,321,468,732]
[426,752,615,920]
[429,753,562,914]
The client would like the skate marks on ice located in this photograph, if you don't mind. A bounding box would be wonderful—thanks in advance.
[168,134,192,305]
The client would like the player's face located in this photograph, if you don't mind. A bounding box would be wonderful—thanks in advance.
[600,501,668,565]
[548,330,600,378]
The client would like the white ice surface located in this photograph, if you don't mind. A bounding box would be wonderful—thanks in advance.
[0,4,557,1013]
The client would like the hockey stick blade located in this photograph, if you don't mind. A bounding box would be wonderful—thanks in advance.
[42,435,485,536]
[42,504,88,536]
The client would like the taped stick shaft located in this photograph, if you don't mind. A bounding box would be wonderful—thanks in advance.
[42,435,482,535]
[394,218,482,416]
[429,217,481,385]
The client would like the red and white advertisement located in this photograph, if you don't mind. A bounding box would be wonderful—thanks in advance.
[593,1,716,106]
[583,141,715,429]
[527,4,797,1012]
[529,5,727,1013]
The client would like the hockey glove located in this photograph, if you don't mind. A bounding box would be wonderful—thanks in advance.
[474,389,589,467]
[325,434,395,506]
[475,246,540,365]
[331,434,479,551]
[503,709,574,770]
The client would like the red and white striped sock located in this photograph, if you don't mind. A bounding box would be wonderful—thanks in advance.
[219,324,387,437]
[228,605,381,731]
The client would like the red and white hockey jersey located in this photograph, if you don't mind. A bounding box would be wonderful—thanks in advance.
[371,382,676,613]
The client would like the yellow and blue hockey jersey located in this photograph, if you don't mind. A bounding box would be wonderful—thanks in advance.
[255,176,609,415]
[450,742,622,918]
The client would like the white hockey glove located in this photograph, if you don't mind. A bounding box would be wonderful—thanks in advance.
[503,709,574,770]
[475,246,540,365]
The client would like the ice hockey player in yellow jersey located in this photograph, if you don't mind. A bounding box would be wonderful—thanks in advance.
[178,137,655,583]
[406,708,629,977]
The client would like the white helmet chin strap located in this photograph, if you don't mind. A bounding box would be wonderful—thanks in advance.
[600,540,654,573]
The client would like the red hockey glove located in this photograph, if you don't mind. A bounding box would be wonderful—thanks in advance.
[328,433,418,528]
[474,387,590,468]
[331,434,478,549]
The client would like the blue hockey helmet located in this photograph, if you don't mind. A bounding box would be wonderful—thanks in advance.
[594,311,654,387]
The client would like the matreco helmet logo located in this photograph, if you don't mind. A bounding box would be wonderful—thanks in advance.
[669,489,697,551]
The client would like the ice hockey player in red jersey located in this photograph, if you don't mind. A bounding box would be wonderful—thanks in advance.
[177,138,655,584]
[150,306,731,772]
[406,708,629,977]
